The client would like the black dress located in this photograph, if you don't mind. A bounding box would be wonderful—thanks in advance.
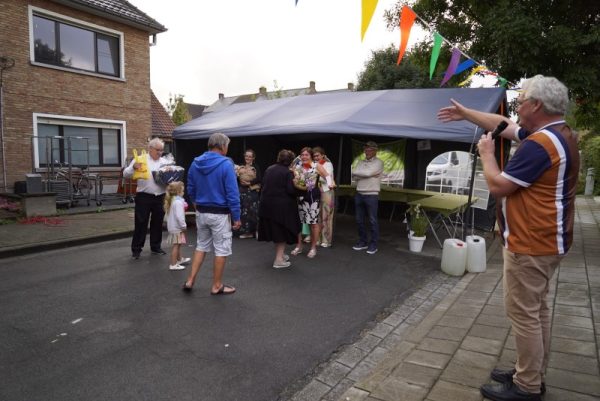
[257,163,301,244]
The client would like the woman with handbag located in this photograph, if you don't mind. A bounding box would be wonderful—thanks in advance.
[236,149,261,239]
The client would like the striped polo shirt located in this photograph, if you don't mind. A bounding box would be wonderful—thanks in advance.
[498,121,579,255]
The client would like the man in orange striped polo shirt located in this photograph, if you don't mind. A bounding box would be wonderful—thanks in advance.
[438,75,579,401]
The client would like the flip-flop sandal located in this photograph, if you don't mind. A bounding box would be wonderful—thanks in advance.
[307,249,317,258]
[182,283,193,292]
[291,247,302,256]
[211,284,236,295]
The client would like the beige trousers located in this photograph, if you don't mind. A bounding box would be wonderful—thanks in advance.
[503,248,562,394]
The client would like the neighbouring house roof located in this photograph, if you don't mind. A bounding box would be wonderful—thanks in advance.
[202,81,354,114]
[151,92,176,137]
[185,103,207,120]
[51,0,167,34]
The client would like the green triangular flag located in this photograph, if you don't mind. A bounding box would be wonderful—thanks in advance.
[429,32,443,80]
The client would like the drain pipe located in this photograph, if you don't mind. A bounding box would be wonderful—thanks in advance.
[0,56,15,192]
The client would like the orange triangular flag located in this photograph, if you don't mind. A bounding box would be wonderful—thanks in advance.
[361,0,379,41]
[397,5,416,65]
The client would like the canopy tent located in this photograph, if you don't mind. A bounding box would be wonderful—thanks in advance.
[173,87,507,143]
[172,87,508,231]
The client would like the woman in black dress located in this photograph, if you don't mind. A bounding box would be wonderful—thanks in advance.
[257,149,301,269]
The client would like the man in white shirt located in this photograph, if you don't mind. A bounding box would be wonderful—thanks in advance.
[351,141,384,255]
[123,138,168,259]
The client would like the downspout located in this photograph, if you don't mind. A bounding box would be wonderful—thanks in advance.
[0,56,15,192]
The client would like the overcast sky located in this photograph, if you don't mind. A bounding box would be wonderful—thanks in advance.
[128,0,426,107]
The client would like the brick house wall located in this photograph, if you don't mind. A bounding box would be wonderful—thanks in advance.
[0,0,157,191]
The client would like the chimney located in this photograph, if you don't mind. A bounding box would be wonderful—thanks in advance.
[218,93,224,100]
[348,83,355,91]
[308,81,316,94]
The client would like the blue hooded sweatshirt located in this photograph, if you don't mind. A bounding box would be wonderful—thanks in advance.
[187,151,241,221]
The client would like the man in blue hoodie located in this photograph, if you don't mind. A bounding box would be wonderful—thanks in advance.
[183,133,241,295]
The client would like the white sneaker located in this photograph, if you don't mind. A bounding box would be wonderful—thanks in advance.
[169,264,185,270]
[273,260,291,269]
[178,257,191,265]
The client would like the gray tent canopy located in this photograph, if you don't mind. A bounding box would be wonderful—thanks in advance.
[173,87,507,142]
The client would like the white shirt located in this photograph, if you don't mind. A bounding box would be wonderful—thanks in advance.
[123,154,167,195]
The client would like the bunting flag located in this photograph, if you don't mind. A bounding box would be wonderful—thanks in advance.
[454,59,475,75]
[458,65,486,87]
[361,0,379,41]
[440,47,461,86]
[496,77,508,88]
[429,32,443,79]
[397,5,416,65]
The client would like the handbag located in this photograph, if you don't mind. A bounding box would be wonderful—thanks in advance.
[131,149,150,180]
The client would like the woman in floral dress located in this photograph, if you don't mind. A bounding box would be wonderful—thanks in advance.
[236,149,261,238]
[291,147,328,258]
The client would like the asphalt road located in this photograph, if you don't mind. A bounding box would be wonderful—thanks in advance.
[0,216,441,401]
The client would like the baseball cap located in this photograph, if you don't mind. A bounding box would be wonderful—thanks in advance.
[364,141,378,149]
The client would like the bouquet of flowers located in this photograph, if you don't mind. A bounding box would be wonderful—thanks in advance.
[153,165,185,186]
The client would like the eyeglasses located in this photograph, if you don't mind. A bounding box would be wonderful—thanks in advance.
[151,147,164,153]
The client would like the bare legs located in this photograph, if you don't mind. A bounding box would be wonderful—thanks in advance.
[274,242,286,264]
[170,244,181,266]
[184,251,230,293]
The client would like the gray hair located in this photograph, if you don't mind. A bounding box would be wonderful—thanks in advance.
[522,75,569,115]
[208,132,230,151]
[148,137,164,150]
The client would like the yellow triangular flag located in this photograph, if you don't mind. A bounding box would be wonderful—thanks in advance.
[361,0,379,41]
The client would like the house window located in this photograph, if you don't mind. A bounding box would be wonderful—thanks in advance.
[36,120,123,168]
[31,10,122,78]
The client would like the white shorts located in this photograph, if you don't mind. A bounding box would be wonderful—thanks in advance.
[195,212,233,256]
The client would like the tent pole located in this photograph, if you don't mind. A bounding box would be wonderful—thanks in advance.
[336,135,343,185]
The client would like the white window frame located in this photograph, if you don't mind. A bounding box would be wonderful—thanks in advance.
[28,6,126,81]
[32,113,127,170]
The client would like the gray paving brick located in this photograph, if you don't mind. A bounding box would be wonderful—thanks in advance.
[555,295,590,307]
[337,346,368,368]
[418,337,460,355]
[543,387,600,401]
[321,378,355,401]
[291,379,331,401]
[468,323,509,341]
[475,313,512,328]
[316,361,352,387]
[382,310,407,327]
[428,380,482,401]
[552,324,596,342]
[548,351,599,376]
[550,337,597,357]
[499,348,517,366]
[446,304,482,318]
[337,386,370,401]
[355,334,382,352]
[378,333,403,350]
[437,314,475,329]
[404,349,452,370]
[370,377,429,401]
[553,313,594,329]
[370,322,394,339]
[427,325,469,342]
[545,368,600,396]
[460,335,504,356]
[481,304,505,316]
[390,361,442,388]
[554,304,592,317]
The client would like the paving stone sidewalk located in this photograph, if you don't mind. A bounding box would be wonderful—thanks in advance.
[291,196,600,401]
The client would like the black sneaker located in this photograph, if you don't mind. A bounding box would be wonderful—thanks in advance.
[132,252,141,259]
[490,368,545,394]
[151,249,167,255]
[480,382,541,401]
[352,242,368,251]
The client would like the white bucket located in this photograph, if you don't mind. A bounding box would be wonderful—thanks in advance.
[441,238,467,276]
[466,235,487,273]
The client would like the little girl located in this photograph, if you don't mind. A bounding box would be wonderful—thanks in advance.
[164,181,190,270]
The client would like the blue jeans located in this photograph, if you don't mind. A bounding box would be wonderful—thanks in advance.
[354,193,379,247]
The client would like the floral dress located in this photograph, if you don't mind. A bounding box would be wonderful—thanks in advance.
[293,161,321,224]
[236,164,260,236]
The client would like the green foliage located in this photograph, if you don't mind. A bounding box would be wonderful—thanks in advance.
[581,134,600,195]
[385,1,600,131]
[408,204,428,237]
[165,93,191,126]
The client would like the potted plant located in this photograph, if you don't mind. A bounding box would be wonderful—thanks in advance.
[407,204,428,252]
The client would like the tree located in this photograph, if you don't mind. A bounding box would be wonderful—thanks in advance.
[384,0,600,131]
[165,93,191,126]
